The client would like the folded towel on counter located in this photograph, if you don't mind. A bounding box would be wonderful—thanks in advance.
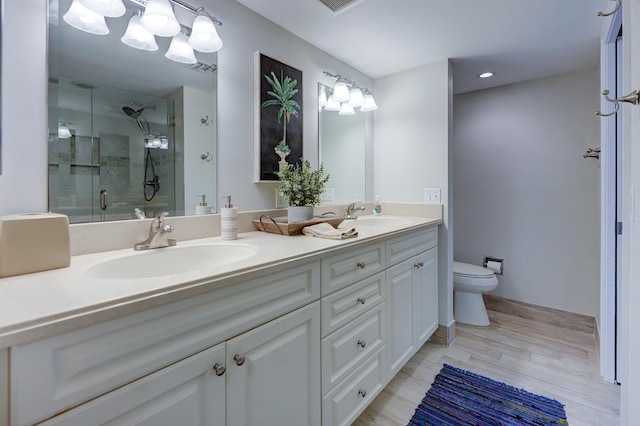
[302,223,358,240]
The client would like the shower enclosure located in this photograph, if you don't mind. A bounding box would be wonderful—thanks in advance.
[48,77,177,223]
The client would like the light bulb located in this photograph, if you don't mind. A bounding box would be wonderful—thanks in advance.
[324,95,341,111]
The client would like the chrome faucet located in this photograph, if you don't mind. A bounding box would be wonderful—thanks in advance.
[345,202,366,220]
[134,212,177,251]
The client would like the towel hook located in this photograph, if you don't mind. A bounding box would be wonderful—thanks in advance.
[597,0,621,17]
[596,89,640,117]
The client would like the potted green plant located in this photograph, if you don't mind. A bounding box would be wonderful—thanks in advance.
[276,159,330,222]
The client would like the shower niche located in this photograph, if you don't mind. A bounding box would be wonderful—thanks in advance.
[48,77,179,223]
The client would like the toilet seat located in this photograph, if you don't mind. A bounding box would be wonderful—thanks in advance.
[453,261,498,292]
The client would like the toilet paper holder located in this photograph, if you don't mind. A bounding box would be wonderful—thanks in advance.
[483,256,504,275]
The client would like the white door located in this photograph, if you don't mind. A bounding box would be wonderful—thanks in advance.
[414,247,439,348]
[386,259,415,377]
[40,343,226,426]
[226,302,321,426]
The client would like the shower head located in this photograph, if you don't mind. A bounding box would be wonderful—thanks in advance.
[122,106,148,135]
[122,106,144,119]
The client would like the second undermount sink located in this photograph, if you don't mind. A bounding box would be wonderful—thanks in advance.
[86,243,259,280]
[344,216,412,228]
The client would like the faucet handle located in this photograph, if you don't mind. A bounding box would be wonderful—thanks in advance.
[151,212,170,231]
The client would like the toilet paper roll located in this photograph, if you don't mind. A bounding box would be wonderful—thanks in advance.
[486,260,502,274]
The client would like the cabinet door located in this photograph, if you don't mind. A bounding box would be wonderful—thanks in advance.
[226,302,321,426]
[386,259,415,378]
[414,247,438,348]
[39,343,226,426]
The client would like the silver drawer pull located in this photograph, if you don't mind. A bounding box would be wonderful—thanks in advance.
[234,354,246,366]
[414,261,424,269]
[213,363,226,376]
[358,389,367,398]
[357,339,366,348]
[357,297,366,305]
[357,261,366,269]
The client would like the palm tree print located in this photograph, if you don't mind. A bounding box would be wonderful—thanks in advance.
[261,71,301,151]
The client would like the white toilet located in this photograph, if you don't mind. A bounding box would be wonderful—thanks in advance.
[453,261,499,326]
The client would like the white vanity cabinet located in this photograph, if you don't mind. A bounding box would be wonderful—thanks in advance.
[9,261,320,426]
[386,228,439,377]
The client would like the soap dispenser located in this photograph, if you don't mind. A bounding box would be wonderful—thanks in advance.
[221,195,238,240]
[194,194,213,215]
[374,195,382,216]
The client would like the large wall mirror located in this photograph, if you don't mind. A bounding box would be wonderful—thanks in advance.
[48,0,217,223]
[318,83,367,205]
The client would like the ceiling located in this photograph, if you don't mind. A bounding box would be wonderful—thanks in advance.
[234,0,608,94]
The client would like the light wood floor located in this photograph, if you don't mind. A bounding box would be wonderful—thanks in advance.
[353,298,620,426]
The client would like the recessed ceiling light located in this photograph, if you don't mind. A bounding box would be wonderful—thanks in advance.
[478,72,494,79]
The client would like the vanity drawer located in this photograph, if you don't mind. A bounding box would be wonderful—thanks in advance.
[322,346,386,426]
[321,272,385,337]
[321,241,386,295]
[10,260,320,426]
[387,226,438,266]
[321,302,385,393]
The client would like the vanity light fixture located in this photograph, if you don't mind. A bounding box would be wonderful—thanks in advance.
[79,0,126,18]
[165,31,197,64]
[121,11,159,51]
[63,0,110,35]
[478,72,495,79]
[61,0,224,64]
[58,123,73,139]
[322,71,378,113]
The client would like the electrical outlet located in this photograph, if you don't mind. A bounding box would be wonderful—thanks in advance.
[424,188,441,204]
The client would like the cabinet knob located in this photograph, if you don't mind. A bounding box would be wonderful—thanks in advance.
[234,354,246,366]
[357,339,366,348]
[358,389,367,398]
[357,297,366,305]
[414,261,424,269]
[357,261,366,269]
[213,363,226,376]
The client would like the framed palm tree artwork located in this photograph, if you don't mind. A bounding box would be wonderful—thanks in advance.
[254,52,303,182]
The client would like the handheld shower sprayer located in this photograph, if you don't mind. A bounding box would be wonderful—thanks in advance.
[122,106,149,135]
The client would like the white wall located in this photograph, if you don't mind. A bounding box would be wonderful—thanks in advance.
[0,0,373,215]
[373,60,454,328]
[213,0,373,211]
[453,68,600,317]
[0,0,48,214]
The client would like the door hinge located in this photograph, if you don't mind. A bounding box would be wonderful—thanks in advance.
[167,115,176,126]
[617,221,623,235]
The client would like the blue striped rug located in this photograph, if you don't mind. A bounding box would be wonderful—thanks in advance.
[408,364,568,425]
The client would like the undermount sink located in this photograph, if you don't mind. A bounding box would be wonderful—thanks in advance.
[86,243,259,280]
[344,216,412,227]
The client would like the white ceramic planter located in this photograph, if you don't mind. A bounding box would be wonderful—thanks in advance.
[287,206,313,223]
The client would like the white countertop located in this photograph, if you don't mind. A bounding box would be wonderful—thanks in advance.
[0,215,441,348]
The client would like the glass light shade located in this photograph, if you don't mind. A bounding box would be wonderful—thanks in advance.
[140,0,180,37]
[160,137,169,149]
[121,14,158,51]
[188,14,223,52]
[333,81,350,102]
[79,0,125,18]
[49,0,59,25]
[165,33,197,64]
[348,88,364,107]
[339,103,355,116]
[58,124,72,139]
[360,94,378,112]
[63,0,109,35]
[324,95,341,111]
